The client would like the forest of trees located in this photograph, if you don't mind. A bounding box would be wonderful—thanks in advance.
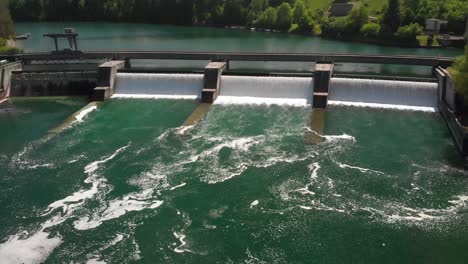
[0,0,15,38]
[5,0,468,44]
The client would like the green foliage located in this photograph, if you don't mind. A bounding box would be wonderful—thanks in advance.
[293,0,307,24]
[5,0,467,45]
[0,37,21,54]
[360,22,381,38]
[259,7,277,28]
[382,0,401,33]
[0,0,15,38]
[395,22,423,40]
[276,2,293,31]
[291,0,314,33]
[223,0,246,25]
[321,17,348,37]
[402,0,468,34]
[247,0,269,25]
[346,6,369,33]
[449,46,468,98]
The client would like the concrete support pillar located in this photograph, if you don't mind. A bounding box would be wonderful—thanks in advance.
[92,60,125,101]
[435,66,447,105]
[305,108,326,144]
[124,58,131,69]
[1,62,22,99]
[201,61,226,103]
[313,63,333,109]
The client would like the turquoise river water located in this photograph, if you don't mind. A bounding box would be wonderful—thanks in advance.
[0,23,467,263]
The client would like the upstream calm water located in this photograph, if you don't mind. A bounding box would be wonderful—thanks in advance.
[0,98,467,263]
[1,23,467,263]
[14,22,463,76]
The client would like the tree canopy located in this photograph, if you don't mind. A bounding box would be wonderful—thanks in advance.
[449,46,468,98]
[0,0,15,38]
[5,0,468,43]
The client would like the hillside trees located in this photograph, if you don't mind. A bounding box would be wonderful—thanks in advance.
[449,46,468,99]
[382,0,401,34]
[258,6,277,28]
[0,0,15,38]
[276,2,293,31]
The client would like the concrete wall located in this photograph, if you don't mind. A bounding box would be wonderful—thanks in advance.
[23,62,104,72]
[10,71,97,97]
[1,62,23,99]
[92,60,125,101]
[445,73,456,111]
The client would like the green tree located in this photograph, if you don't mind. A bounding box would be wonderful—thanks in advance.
[247,0,269,25]
[276,2,293,31]
[360,22,381,38]
[395,22,422,40]
[223,0,246,25]
[346,6,369,33]
[259,7,277,29]
[0,0,15,38]
[449,46,468,99]
[293,0,306,24]
[382,0,401,33]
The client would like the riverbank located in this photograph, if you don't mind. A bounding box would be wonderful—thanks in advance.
[221,26,463,50]
[0,38,21,54]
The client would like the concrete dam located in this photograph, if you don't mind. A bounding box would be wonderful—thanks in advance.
[0,50,463,158]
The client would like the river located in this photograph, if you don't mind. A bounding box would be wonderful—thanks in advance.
[0,23,467,263]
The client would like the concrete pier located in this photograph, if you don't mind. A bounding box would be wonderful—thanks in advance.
[305,109,326,144]
[48,102,99,135]
[1,62,22,99]
[437,68,468,159]
[92,60,125,101]
[201,62,226,103]
[313,63,333,109]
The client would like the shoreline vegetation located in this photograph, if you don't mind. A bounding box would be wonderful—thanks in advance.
[0,0,21,54]
[6,0,468,50]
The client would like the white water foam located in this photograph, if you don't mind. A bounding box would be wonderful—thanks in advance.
[112,73,203,99]
[74,105,98,123]
[287,160,468,225]
[0,230,62,264]
[74,190,163,231]
[173,232,192,254]
[328,100,437,112]
[323,134,356,143]
[329,78,438,111]
[337,162,385,175]
[0,145,131,264]
[170,182,187,191]
[250,200,260,208]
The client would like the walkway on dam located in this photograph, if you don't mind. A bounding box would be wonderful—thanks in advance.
[0,51,455,67]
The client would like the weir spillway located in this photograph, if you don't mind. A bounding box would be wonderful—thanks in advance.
[1,50,464,160]
[111,72,439,111]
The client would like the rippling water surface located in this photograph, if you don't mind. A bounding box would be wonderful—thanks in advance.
[0,97,467,263]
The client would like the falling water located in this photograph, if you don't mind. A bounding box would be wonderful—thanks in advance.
[216,75,314,106]
[329,78,438,111]
[112,73,204,99]
[111,73,439,111]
